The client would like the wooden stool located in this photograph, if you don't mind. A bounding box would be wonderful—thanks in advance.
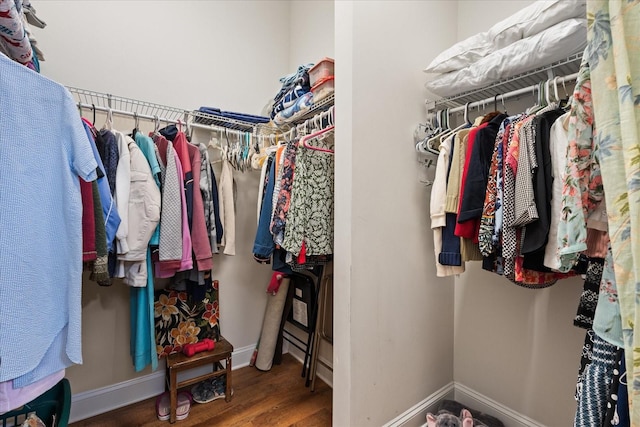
[166,337,233,423]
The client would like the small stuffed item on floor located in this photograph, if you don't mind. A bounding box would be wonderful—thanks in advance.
[426,408,474,427]
[20,413,46,427]
[437,400,504,427]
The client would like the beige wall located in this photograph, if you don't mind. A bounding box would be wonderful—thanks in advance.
[34,1,291,393]
[289,1,335,71]
[452,1,587,426]
[334,2,458,425]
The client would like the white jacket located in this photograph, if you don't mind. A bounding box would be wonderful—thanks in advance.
[118,136,161,286]
[114,131,131,255]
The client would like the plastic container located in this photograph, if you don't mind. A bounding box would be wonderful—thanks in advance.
[308,58,334,87]
[311,76,335,103]
[0,379,71,427]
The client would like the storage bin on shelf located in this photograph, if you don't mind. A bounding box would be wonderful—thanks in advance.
[311,76,334,103]
[0,379,71,427]
[309,58,334,87]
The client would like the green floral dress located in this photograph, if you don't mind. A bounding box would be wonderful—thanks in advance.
[588,0,640,421]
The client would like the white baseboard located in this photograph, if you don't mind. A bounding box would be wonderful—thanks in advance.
[382,382,455,427]
[385,382,547,427]
[454,382,546,427]
[69,369,166,423]
[69,344,255,423]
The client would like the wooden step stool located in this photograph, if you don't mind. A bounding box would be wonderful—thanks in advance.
[165,337,234,423]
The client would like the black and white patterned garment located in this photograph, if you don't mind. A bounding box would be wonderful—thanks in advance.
[282,133,335,256]
[574,258,605,329]
[574,330,618,427]
[603,349,628,426]
[502,116,530,280]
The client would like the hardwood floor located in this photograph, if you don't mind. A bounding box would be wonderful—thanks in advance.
[71,354,332,427]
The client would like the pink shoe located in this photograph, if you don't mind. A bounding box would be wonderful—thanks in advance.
[156,391,192,421]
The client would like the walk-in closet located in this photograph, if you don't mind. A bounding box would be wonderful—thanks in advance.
[2,1,640,427]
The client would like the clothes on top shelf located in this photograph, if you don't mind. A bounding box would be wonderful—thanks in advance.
[270,63,313,119]
[252,130,335,272]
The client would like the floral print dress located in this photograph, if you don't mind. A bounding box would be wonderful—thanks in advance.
[587,0,640,422]
[555,59,604,273]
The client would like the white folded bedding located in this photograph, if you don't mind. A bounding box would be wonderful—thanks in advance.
[424,0,586,74]
[425,18,587,98]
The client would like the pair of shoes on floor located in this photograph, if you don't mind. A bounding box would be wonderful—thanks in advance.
[191,374,233,404]
[156,391,192,421]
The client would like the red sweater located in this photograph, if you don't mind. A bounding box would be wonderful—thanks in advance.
[454,123,487,240]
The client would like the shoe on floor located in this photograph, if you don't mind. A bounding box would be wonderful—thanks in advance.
[156,391,192,421]
[191,375,233,404]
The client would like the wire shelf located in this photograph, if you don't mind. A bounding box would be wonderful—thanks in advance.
[275,93,335,130]
[427,52,583,111]
[190,109,271,133]
[67,87,187,123]
[67,87,334,134]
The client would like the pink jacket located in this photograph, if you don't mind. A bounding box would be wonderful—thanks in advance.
[187,142,213,271]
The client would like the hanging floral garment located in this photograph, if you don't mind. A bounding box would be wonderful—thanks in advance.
[587,0,640,422]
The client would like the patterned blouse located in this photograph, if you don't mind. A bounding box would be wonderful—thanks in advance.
[282,134,335,256]
[556,63,603,272]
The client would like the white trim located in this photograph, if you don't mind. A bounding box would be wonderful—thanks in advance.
[232,344,257,370]
[69,370,165,423]
[384,382,548,427]
[381,382,455,427]
[69,344,256,423]
[454,382,547,427]
[286,345,333,388]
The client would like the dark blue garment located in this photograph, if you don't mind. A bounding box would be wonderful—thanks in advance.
[185,170,194,230]
[97,129,119,196]
[439,136,462,266]
[253,156,276,258]
[210,164,223,244]
[616,355,630,427]
[159,125,178,142]
[272,248,293,275]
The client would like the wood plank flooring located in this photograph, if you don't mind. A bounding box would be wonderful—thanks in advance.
[71,354,332,427]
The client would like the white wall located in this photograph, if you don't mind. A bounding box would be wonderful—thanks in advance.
[33,0,290,394]
[452,1,586,426]
[36,1,288,112]
[334,2,458,426]
[289,0,334,70]
[456,0,534,41]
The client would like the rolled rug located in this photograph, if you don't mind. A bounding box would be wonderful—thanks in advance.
[255,277,290,371]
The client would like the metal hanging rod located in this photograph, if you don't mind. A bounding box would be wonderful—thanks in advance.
[426,52,583,111]
[440,72,578,115]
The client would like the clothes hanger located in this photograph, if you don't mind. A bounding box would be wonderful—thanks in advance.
[92,104,96,126]
[131,111,140,137]
[425,109,445,153]
[103,95,113,130]
[500,95,507,115]
[153,115,160,134]
[299,125,335,154]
